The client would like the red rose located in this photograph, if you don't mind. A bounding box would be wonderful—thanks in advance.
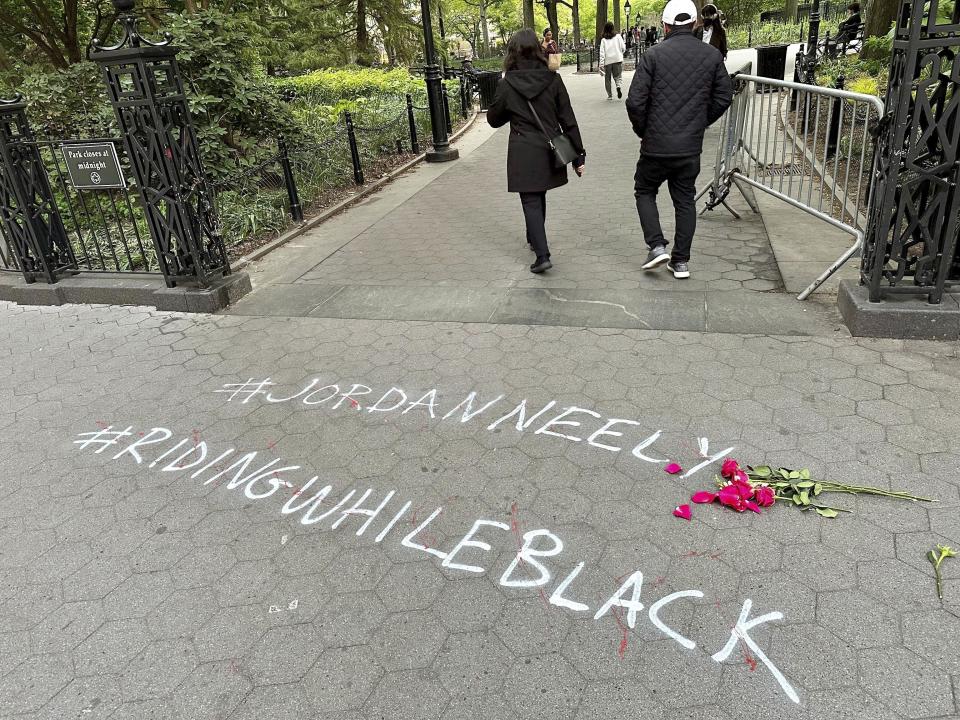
[755,485,775,507]
[720,458,740,479]
[717,484,748,512]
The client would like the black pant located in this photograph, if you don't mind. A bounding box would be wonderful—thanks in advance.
[520,191,549,261]
[634,154,700,263]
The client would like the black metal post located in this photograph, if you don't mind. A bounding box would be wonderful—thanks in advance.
[442,86,453,135]
[748,24,753,47]
[825,75,844,157]
[805,0,821,83]
[406,94,420,154]
[91,0,229,288]
[0,96,76,283]
[589,47,595,72]
[343,111,365,185]
[577,50,581,72]
[420,0,459,162]
[277,135,303,222]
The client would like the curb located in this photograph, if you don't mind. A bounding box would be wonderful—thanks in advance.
[233,107,482,270]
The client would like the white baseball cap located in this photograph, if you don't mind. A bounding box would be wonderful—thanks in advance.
[662,0,698,25]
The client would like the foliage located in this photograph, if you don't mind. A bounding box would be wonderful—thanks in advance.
[10,62,114,138]
[166,11,295,181]
[727,21,803,49]
[274,67,428,104]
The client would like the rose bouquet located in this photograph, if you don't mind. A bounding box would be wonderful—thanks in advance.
[690,459,934,519]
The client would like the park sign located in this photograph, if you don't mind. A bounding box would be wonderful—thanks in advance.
[61,142,125,190]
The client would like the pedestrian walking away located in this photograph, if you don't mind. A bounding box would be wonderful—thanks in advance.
[599,22,626,99]
[488,29,586,274]
[625,0,732,279]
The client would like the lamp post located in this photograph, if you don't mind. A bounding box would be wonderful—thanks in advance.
[624,0,632,40]
[419,0,459,162]
[804,0,821,83]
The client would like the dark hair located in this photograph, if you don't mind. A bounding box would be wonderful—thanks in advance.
[603,21,615,39]
[848,2,860,11]
[702,3,719,17]
[503,29,548,71]
[543,27,551,36]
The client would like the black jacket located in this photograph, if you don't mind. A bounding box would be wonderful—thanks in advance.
[487,63,586,193]
[625,27,733,158]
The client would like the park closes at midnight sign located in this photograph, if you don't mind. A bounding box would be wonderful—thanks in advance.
[61,142,125,190]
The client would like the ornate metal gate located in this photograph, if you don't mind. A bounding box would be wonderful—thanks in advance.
[860,0,960,303]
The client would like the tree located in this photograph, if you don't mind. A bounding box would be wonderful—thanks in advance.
[863,0,898,49]
[595,0,608,45]
[613,0,620,31]
[784,0,799,23]
[0,0,90,69]
[523,0,535,27]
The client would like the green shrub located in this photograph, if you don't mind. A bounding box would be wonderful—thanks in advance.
[727,22,803,50]
[274,67,426,105]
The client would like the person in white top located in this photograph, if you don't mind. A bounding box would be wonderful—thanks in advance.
[598,21,626,100]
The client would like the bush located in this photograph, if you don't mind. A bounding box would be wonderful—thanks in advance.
[274,68,427,105]
[727,22,803,50]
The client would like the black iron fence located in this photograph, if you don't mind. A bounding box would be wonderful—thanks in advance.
[0,76,474,279]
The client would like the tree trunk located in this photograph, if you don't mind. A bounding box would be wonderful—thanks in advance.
[572,0,581,46]
[547,1,560,41]
[784,0,799,23]
[523,0,535,28]
[481,6,490,55]
[356,0,370,64]
[864,0,898,45]
[595,0,608,45]
[613,0,620,31]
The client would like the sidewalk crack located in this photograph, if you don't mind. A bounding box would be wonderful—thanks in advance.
[542,290,650,329]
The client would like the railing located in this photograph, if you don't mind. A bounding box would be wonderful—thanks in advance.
[701,69,884,300]
[0,78,474,277]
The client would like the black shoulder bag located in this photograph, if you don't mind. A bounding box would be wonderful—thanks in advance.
[526,99,580,169]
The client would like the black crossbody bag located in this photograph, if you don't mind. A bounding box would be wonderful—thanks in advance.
[526,100,579,169]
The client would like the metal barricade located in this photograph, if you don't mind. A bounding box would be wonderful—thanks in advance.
[701,70,884,300]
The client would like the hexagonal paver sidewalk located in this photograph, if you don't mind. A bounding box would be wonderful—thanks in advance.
[1,300,958,720]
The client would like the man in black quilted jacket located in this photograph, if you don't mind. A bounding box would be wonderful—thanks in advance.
[625,0,732,279]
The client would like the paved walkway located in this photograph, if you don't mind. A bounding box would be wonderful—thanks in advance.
[230,56,845,337]
[1,52,959,720]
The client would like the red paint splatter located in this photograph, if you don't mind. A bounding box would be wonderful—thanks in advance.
[653,575,666,588]
[137,432,145,437]
[95,421,109,429]
[611,607,629,659]
[266,439,277,450]
[681,550,722,561]
[228,659,241,674]
[349,398,360,409]
[739,645,757,671]
[509,502,523,549]
[192,429,201,446]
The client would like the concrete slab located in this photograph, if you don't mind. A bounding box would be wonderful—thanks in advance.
[838,279,960,340]
[490,287,706,330]
[754,189,860,296]
[307,284,505,323]
[706,290,847,336]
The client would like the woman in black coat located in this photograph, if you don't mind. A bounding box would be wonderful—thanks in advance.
[487,29,586,273]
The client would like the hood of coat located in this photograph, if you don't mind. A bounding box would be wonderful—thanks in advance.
[504,69,557,100]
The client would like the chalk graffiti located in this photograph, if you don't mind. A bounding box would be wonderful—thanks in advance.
[74,422,800,704]
[215,378,735,477]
